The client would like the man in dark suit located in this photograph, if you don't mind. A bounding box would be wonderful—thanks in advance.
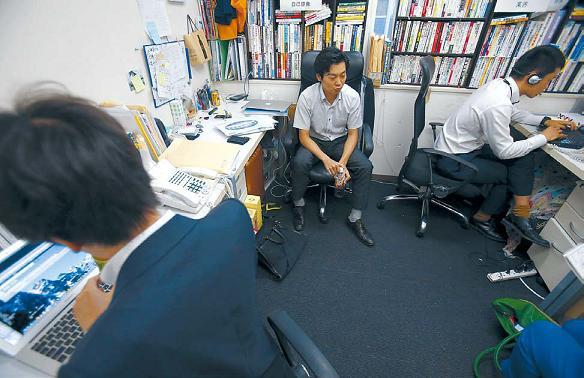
[0,93,292,377]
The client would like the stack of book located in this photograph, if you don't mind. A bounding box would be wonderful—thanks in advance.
[275,12,302,79]
[469,14,528,88]
[397,0,491,18]
[388,55,471,86]
[209,36,248,81]
[248,0,276,78]
[333,2,366,52]
[505,11,566,76]
[392,20,483,54]
[548,13,583,93]
[304,4,332,25]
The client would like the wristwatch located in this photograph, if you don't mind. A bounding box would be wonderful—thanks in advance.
[96,278,113,293]
[539,116,551,128]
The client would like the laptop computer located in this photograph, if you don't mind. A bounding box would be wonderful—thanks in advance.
[244,99,291,113]
[0,241,98,375]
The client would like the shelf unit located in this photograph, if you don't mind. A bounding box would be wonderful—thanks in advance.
[386,0,495,86]
[244,0,370,80]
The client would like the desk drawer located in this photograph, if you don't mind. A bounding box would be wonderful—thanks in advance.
[527,218,574,291]
[566,182,584,218]
[555,202,584,244]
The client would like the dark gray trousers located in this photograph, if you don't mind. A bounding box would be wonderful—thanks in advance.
[291,136,373,210]
[436,144,535,215]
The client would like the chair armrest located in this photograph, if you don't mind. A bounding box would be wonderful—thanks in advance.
[283,120,298,155]
[421,148,478,173]
[428,122,444,142]
[361,122,374,157]
[267,310,339,378]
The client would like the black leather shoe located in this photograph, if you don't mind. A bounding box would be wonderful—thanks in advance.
[470,218,506,243]
[502,214,550,248]
[347,219,375,247]
[292,205,305,232]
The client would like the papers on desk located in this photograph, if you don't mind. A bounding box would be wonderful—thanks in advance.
[160,139,240,174]
[214,115,277,137]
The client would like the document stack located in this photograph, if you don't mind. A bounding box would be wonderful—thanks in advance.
[275,10,302,79]
[333,2,366,52]
[248,0,276,78]
[209,36,249,81]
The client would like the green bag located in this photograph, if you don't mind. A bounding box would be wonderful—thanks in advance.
[473,298,557,377]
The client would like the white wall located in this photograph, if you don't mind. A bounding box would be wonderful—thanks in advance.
[217,80,582,176]
[0,0,210,124]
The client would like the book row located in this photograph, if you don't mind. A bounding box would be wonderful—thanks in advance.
[304,22,333,51]
[387,55,471,86]
[209,37,248,82]
[393,20,483,54]
[333,24,364,52]
[397,0,491,19]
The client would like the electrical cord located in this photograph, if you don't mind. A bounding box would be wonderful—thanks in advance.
[519,277,545,300]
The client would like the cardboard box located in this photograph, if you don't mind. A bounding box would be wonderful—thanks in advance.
[247,208,259,231]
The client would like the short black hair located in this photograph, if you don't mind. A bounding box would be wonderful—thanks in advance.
[510,45,565,79]
[0,91,158,245]
[314,47,350,77]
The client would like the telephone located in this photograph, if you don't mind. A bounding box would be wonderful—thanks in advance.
[149,159,219,213]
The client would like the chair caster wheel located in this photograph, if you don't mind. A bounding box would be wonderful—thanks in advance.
[416,230,424,238]
[377,201,385,209]
[319,214,328,224]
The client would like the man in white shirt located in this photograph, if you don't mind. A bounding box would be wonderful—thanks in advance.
[291,47,374,246]
[435,45,576,246]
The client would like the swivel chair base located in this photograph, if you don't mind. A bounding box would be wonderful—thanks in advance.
[377,180,469,237]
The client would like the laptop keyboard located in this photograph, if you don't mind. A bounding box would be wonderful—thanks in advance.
[31,308,84,363]
[550,129,584,149]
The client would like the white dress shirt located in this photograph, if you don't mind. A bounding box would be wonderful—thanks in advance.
[99,210,175,286]
[434,77,547,160]
[293,83,362,141]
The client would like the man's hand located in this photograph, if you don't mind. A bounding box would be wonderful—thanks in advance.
[323,157,341,177]
[542,124,566,141]
[545,118,578,131]
[339,164,351,187]
[73,276,114,332]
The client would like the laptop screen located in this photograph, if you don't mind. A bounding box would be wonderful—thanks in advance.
[0,242,96,345]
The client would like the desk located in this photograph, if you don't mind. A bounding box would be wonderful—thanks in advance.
[514,122,584,320]
[165,101,274,219]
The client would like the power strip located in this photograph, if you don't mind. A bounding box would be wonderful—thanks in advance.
[487,268,538,282]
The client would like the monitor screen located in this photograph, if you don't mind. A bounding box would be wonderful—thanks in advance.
[0,242,96,345]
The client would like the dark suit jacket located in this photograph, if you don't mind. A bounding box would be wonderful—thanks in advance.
[59,200,283,378]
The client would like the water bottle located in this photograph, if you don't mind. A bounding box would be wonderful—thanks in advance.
[334,167,345,198]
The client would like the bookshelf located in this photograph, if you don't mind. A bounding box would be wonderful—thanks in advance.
[385,0,494,86]
[243,0,370,80]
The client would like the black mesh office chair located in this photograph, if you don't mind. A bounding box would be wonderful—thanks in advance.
[267,310,339,377]
[377,56,482,237]
[284,51,374,223]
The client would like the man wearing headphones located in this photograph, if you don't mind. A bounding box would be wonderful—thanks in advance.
[434,45,577,246]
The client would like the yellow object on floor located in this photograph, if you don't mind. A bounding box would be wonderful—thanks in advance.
[244,195,263,230]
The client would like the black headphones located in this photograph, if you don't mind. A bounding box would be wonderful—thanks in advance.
[510,67,542,85]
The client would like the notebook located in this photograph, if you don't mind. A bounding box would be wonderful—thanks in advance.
[0,241,98,375]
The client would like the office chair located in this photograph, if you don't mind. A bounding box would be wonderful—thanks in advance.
[377,56,482,237]
[267,310,339,377]
[283,51,374,223]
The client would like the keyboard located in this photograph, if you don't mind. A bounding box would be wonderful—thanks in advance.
[549,129,584,150]
[31,308,84,363]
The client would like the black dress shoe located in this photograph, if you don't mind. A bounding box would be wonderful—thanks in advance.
[470,218,506,243]
[292,205,305,232]
[502,214,550,248]
[347,219,375,247]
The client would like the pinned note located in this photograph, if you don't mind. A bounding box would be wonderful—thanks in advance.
[146,21,162,44]
[128,69,146,93]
